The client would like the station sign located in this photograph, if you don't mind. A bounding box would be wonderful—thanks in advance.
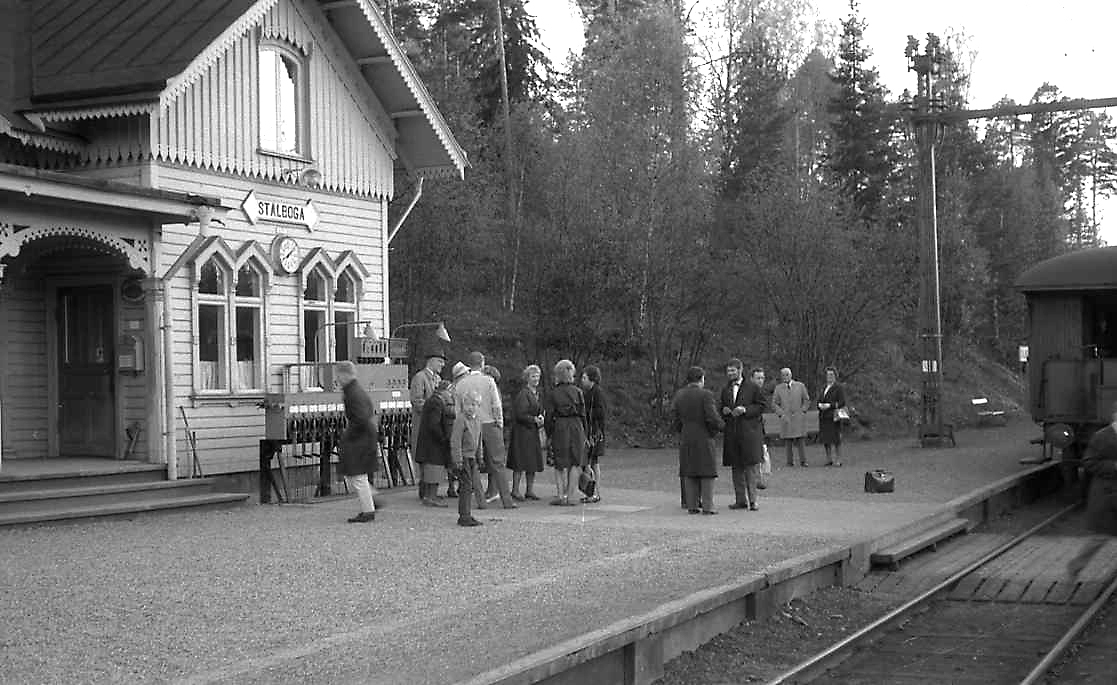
[241,190,319,230]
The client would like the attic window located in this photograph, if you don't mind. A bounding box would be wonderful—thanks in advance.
[259,44,305,155]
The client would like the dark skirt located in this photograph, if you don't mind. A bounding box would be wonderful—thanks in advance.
[508,423,544,473]
[550,416,586,470]
[818,417,842,446]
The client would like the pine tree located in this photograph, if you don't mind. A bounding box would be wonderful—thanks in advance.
[826,0,897,223]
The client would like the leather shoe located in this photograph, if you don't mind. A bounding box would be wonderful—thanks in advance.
[728,503,749,510]
[702,509,718,515]
[347,511,375,523]
[688,509,700,515]
[457,517,482,527]
[749,504,759,511]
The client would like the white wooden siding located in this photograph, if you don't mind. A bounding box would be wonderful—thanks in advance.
[2,274,48,459]
[154,0,396,199]
[156,165,384,475]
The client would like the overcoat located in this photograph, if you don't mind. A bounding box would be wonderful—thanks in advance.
[339,378,379,477]
[672,383,725,478]
[1083,424,1117,536]
[720,381,767,467]
[544,382,587,470]
[507,385,545,473]
[816,382,846,446]
[413,388,454,467]
[772,380,811,439]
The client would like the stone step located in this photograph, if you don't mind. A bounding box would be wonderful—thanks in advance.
[0,478,221,514]
[0,491,250,527]
[0,465,166,493]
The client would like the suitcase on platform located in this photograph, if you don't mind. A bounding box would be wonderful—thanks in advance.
[864,469,895,493]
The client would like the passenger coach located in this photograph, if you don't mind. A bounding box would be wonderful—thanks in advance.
[1017,247,1117,461]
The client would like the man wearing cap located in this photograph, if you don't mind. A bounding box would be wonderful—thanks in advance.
[411,350,446,500]
[454,351,516,509]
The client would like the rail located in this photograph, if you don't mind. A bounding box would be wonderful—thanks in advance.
[764,501,1082,685]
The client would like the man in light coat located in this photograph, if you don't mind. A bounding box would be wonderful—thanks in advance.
[453,351,516,509]
[773,367,811,466]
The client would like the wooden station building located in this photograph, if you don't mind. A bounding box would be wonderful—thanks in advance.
[0,0,466,479]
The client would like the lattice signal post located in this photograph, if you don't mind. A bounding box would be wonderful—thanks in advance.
[907,37,950,447]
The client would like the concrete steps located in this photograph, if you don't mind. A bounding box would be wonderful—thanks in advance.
[0,467,249,526]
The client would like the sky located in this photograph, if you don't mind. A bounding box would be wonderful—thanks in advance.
[525,0,1117,242]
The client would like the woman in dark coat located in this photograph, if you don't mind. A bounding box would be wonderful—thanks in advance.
[816,366,847,466]
[672,366,724,515]
[413,380,454,507]
[337,361,379,523]
[544,359,586,506]
[581,365,607,503]
[1067,401,1117,577]
[508,365,545,501]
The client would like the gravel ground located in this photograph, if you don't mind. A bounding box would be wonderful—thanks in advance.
[0,420,1042,684]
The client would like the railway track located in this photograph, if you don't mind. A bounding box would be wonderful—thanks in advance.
[762,504,1117,685]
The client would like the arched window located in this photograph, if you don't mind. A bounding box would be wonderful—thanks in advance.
[196,256,230,391]
[259,44,305,155]
[234,264,264,390]
[193,248,271,396]
[303,269,329,364]
[333,271,358,361]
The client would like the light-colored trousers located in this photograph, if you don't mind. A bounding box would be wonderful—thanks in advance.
[344,473,376,513]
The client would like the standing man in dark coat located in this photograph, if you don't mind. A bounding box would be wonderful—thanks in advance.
[721,361,767,511]
[337,361,379,523]
[672,366,724,515]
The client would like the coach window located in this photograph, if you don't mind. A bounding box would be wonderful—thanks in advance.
[259,43,305,156]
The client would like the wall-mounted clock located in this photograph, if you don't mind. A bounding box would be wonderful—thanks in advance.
[272,235,300,275]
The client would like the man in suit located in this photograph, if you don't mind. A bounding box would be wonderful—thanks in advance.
[721,361,768,511]
[773,367,811,466]
[672,366,725,515]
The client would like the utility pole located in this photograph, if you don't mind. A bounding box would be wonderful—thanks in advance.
[907,36,948,447]
[494,0,519,311]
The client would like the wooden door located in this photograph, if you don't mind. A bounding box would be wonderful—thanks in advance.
[57,286,115,456]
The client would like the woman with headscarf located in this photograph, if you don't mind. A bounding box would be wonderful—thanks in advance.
[508,364,545,501]
[544,359,586,506]
[413,379,454,507]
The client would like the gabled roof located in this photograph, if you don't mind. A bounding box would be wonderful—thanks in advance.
[14,0,466,179]
[30,0,259,103]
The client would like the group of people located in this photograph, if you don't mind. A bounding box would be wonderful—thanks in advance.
[672,361,848,515]
[402,351,607,527]
[334,350,849,525]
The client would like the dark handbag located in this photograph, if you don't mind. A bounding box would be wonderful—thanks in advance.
[578,469,596,497]
[864,469,895,493]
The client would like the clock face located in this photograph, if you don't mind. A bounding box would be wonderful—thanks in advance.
[275,237,300,274]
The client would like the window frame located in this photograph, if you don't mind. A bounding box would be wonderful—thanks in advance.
[296,254,367,390]
[258,40,309,159]
[190,240,273,399]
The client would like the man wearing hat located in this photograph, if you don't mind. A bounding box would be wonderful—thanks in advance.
[411,349,446,500]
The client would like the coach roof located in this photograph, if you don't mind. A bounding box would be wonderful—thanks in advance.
[1016,247,1117,292]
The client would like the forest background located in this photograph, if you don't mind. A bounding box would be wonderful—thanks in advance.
[382,0,1117,445]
